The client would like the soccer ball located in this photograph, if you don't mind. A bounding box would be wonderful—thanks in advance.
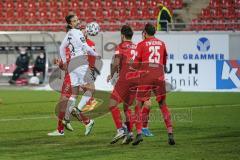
[86,22,100,36]
[29,76,40,85]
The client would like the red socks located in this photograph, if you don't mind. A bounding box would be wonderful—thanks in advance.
[142,106,150,128]
[57,111,65,132]
[78,112,90,125]
[124,107,133,132]
[160,104,173,134]
[134,105,142,134]
[110,106,122,129]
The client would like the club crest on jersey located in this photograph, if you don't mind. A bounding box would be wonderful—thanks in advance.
[80,37,86,43]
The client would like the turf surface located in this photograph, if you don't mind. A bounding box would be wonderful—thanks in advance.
[0,90,239,160]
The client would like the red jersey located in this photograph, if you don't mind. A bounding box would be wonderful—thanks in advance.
[137,37,167,67]
[114,41,138,81]
[87,38,96,68]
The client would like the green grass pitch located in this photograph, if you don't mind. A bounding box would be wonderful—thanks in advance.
[0,90,240,160]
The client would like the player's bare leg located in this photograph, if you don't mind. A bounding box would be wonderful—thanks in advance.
[158,98,175,145]
[109,98,126,144]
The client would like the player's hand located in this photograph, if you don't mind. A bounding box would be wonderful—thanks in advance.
[53,58,60,65]
[107,75,112,83]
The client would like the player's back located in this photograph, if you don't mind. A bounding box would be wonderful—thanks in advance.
[137,37,167,82]
[137,37,167,67]
[115,41,138,80]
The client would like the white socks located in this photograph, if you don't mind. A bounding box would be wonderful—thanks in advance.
[77,90,92,111]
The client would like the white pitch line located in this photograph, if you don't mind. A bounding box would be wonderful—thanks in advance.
[0,104,239,122]
[0,116,53,122]
[172,104,240,110]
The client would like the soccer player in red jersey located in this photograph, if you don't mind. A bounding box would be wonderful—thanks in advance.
[134,23,175,145]
[47,47,72,136]
[107,25,139,145]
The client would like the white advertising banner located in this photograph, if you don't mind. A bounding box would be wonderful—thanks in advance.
[132,33,229,60]
[165,60,216,91]
[95,60,218,92]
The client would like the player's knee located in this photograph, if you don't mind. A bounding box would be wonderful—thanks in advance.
[144,99,152,107]
[109,99,118,110]
[158,99,165,107]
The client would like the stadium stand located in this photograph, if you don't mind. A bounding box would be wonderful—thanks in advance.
[0,0,184,31]
[190,0,240,31]
[0,0,239,31]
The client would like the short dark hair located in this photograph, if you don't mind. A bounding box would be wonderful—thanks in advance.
[121,25,133,40]
[144,23,156,36]
[65,14,75,24]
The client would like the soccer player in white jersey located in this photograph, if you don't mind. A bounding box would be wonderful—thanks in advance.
[60,14,99,135]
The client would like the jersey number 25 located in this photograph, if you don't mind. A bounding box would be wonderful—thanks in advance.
[149,46,160,63]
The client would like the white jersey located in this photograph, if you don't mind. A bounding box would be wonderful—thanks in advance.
[59,28,97,63]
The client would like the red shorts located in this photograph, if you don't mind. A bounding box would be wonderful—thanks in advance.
[110,78,138,105]
[136,68,166,102]
[61,73,72,98]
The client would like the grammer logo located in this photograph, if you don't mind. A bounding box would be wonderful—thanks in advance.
[197,37,210,52]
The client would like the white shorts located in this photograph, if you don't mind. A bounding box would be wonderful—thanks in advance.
[69,65,88,87]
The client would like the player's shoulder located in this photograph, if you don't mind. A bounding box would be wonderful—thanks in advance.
[70,29,84,36]
[137,39,146,47]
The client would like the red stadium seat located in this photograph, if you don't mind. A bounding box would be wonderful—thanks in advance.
[113,0,124,8]
[39,0,48,10]
[200,8,211,19]
[103,9,111,20]
[136,0,147,8]
[27,1,36,11]
[148,0,158,7]
[234,0,240,7]
[161,0,171,8]
[236,8,240,19]
[71,0,79,9]
[59,0,69,10]
[91,0,102,9]
[111,9,120,19]
[103,0,112,8]
[5,0,14,9]
[96,9,104,19]
[119,8,127,19]
[142,8,150,19]
[225,7,236,19]
[129,8,138,20]
[16,0,24,10]
[215,19,226,30]
[85,9,94,19]
[212,8,223,19]
[209,0,221,8]
[172,0,183,9]
[38,10,49,23]
[202,19,213,30]
[124,0,136,8]
[222,0,233,8]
